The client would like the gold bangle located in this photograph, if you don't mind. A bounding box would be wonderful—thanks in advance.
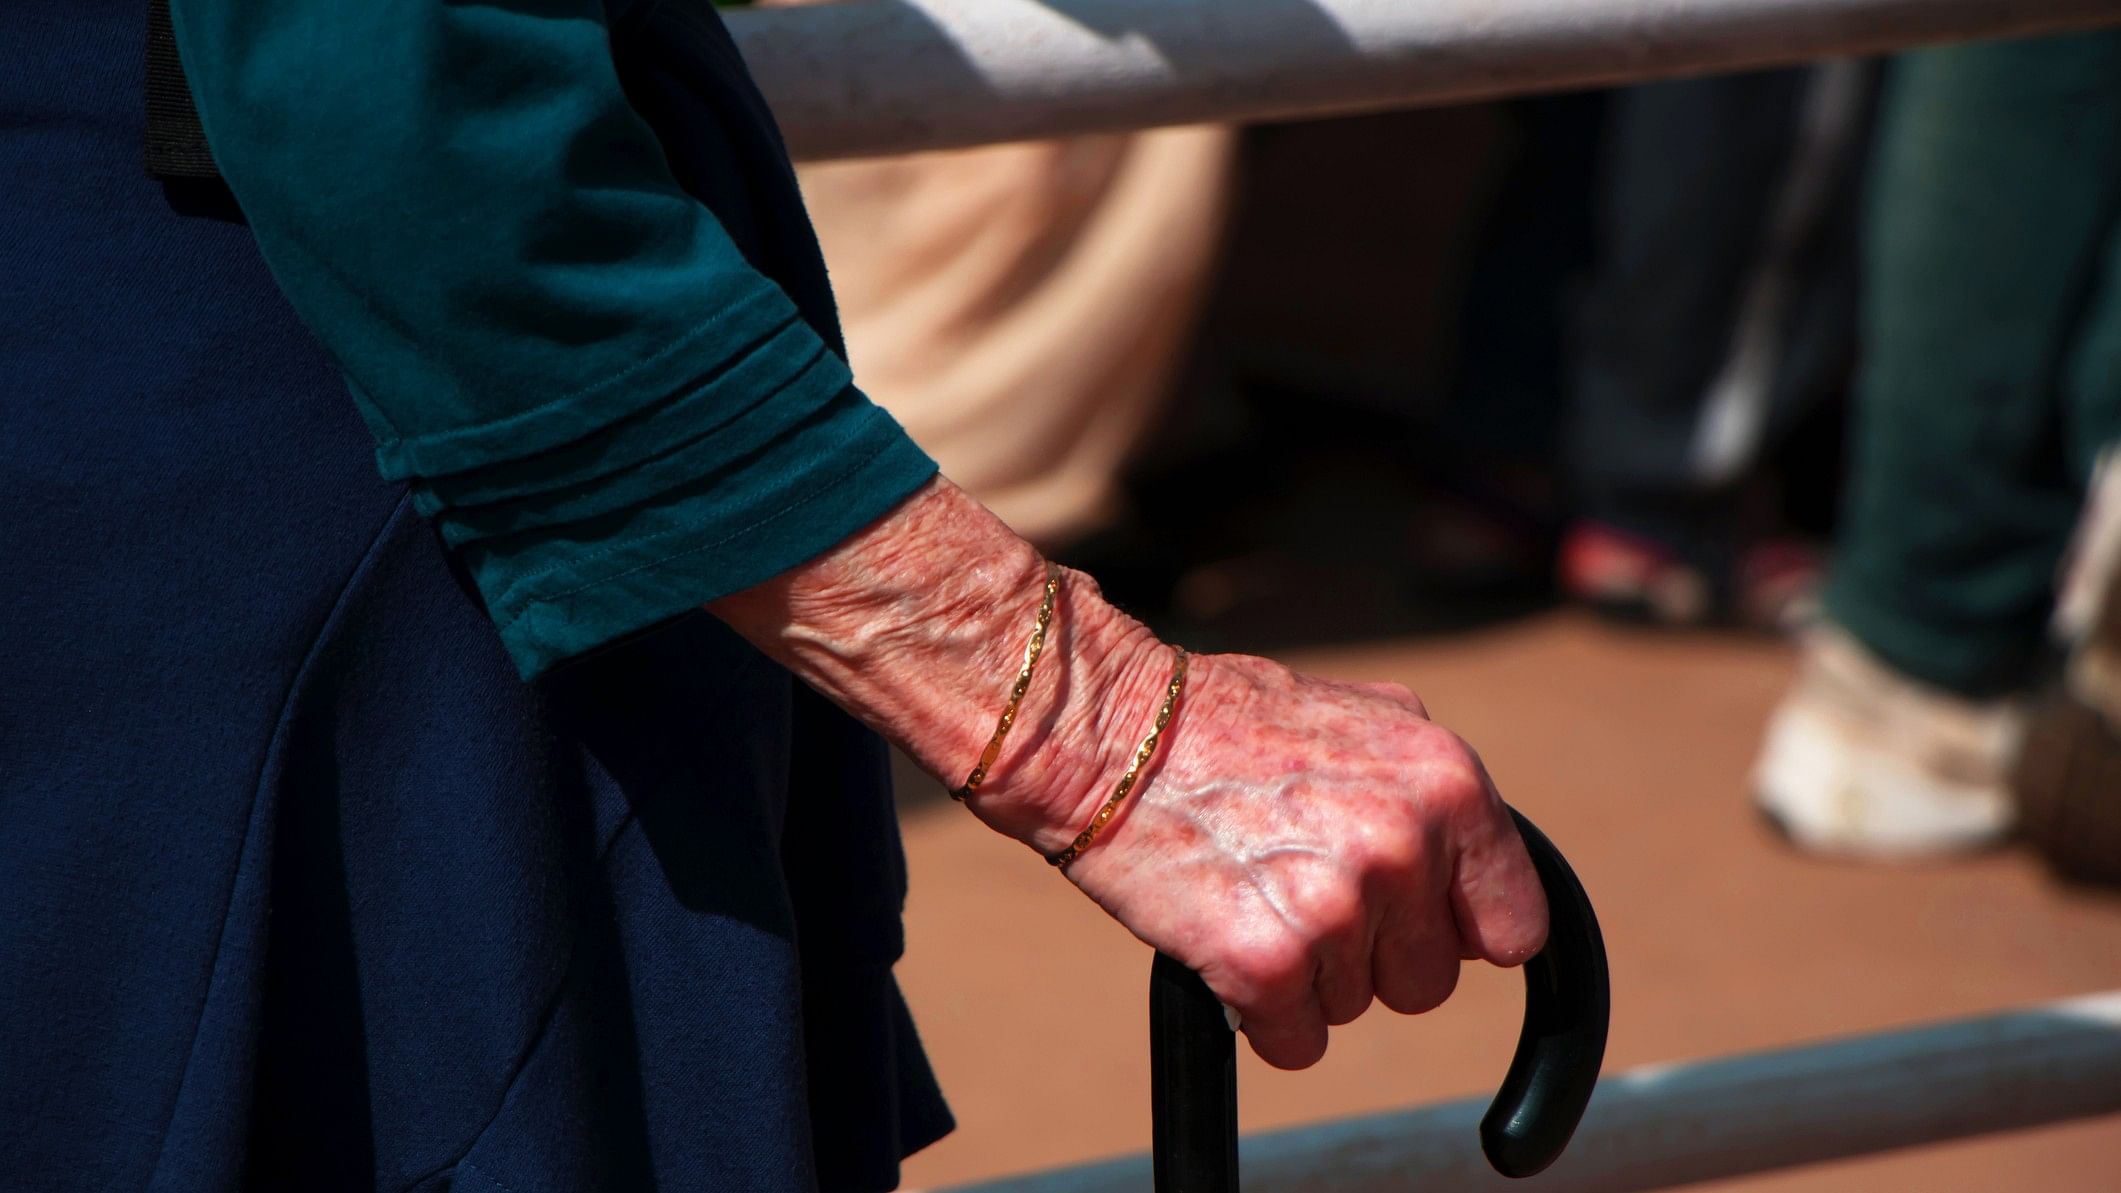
[1049,646,1189,868]
[949,560,1063,801]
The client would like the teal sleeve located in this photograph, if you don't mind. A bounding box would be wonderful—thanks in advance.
[168,0,937,677]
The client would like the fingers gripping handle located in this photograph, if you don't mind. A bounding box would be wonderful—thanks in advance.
[1149,808,1609,1190]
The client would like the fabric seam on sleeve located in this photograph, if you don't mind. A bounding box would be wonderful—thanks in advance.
[488,431,905,632]
[410,334,844,520]
[372,285,795,478]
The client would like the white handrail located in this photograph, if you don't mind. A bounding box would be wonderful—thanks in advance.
[940,991,2121,1193]
[727,0,2121,161]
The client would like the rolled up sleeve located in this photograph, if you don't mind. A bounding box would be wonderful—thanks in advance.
[169,0,936,676]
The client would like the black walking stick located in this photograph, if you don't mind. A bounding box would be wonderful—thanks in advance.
[1150,808,1610,1191]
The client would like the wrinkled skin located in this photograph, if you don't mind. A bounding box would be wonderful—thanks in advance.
[1062,652,1546,1068]
[714,478,1548,1069]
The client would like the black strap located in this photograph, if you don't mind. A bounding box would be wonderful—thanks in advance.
[145,0,219,179]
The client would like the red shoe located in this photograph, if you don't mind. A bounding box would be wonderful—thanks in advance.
[1557,522,1713,627]
[1560,521,1821,632]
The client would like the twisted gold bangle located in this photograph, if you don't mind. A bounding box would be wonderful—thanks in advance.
[949,560,1062,801]
[1049,646,1188,868]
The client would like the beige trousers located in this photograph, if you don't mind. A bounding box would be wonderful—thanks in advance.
[795,128,1236,546]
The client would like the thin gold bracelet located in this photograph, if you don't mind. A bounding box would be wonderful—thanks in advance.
[1049,646,1189,868]
[949,560,1063,801]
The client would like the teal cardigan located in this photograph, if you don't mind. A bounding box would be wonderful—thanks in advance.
[168,0,938,677]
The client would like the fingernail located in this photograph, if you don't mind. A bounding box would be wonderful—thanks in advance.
[1222,1003,1242,1031]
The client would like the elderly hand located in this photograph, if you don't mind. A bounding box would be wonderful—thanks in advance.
[1043,648,1547,1068]
[712,478,1548,1069]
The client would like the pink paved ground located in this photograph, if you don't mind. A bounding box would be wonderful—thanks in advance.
[891,612,2121,1191]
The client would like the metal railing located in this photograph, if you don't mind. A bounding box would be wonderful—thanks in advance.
[941,991,2121,1192]
[725,0,2121,161]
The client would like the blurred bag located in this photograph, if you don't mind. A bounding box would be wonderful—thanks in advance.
[757,0,1237,546]
[794,129,1235,546]
[2015,448,2121,886]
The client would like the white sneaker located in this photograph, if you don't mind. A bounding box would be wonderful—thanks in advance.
[1752,624,2023,859]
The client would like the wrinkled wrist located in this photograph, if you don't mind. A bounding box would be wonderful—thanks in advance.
[708,478,1170,853]
[963,570,1171,853]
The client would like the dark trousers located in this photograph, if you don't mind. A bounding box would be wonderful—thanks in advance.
[1825,31,2121,696]
[1569,65,1873,561]
[1449,67,1872,570]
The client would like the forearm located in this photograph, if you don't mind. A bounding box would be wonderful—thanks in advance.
[708,477,1171,851]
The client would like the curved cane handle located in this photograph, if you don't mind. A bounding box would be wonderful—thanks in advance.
[1150,807,1609,1190]
[1479,808,1610,1176]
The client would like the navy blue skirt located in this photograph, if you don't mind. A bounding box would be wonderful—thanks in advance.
[0,4,951,1189]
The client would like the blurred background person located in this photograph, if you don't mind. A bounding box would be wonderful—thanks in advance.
[1559,65,1872,630]
[1753,30,2121,863]
[1428,66,1876,631]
